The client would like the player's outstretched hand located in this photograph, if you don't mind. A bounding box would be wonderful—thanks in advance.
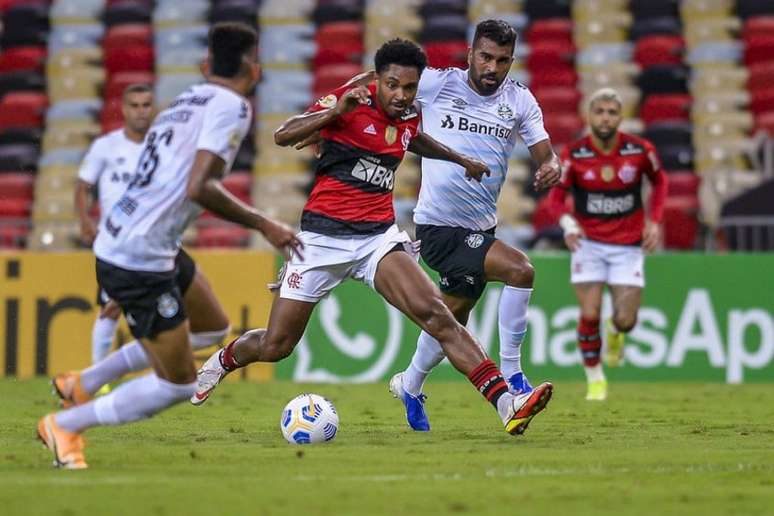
[80,219,97,246]
[336,86,370,116]
[262,219,305,261]
[642,221,661,253]
[460,157,491,182]
[534,161,561,191]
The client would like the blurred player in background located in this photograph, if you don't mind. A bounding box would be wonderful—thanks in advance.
[388,19,561,432]
[37,22,301,469]
[193,39,554,437]
[75,84,152,369]
[548,88,667,401]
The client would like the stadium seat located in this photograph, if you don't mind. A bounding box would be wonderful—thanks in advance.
[0,46,47,73]
[104,71,154,100]
[533,87,582,114]
[747,62,774,93]
[424,41,468,69]
[0,71,45,99]
[543,114,584,147]
[47,24,104,54]
[644,122,693,149]
[47,68,103,102]
[0,198,32,217]
[687,41,743,66]
[529,67,578,89]
[0,92,48,129]
[153,0,209,26]
[658,144,695,171]
[526,41,576,70]
[525,18,573,45]
[662,195,700,249]
[0,143,38,171]
[524,0,571,19]
[154,25,208,55]
[104,0,152,27]
[104,45,154,75]
[666,171,700,196]
[743,15,774,37]
[312,1,363,25]
[315,21,363,48]
[0,127,42,146]
[0,172,34,198]
[634,35,684,68]
[418,0,467,17]
[743,35,774,67]
[638,65,689,95]
[754,111,774,136]
[0,224,28,249]
[50,0,104,24]
[209,0,258,25]
[737,0,774,20]
[1,2,49,47]
[312,45,364,69]
[750,90,774,116]
[630,0,679,19]
[313,63,363,97]
[629,16,682,40]
[103,23,152,52]
[420,15,469,43]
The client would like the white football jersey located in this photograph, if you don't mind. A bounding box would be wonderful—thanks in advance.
[77,128,144,226]
[94,83,252,272]
[412,67,549,230]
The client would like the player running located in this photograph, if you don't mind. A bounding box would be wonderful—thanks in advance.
[75,84,152,369]
[384,20,561,431]
[192,39,554,437]
[36,22,301,469]
[547,87,667,401]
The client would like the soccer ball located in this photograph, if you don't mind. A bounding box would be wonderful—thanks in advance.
[280,393,339,445]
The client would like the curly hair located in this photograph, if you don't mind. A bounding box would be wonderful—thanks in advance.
[374,38,427,75]
[208,22,258,78]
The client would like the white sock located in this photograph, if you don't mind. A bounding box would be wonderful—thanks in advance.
[189,327,230,350]
[56,374,196,433]
[498,286,532,380]
[80,340,147,395]
[80,328,229,395]
[91,316,118,364]
[402,331,445,396]
[584,363,606,383]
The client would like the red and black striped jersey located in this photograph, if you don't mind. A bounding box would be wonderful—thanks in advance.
[549,132,668,246]
[302,82,421,236]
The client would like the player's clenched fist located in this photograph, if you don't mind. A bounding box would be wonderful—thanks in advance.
[335,86,371,116]
[534,160,561,191]
[460,156,491,182]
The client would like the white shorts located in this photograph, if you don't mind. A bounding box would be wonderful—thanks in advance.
[278,225,416,302]
[570,238,645,287]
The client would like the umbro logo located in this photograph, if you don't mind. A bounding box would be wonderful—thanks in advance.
[363,124,377,135]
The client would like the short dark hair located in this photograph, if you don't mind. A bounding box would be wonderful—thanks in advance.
[374,38,427,75]
[473,19,518,53]
[122,83,152,101]
[208,22,258,78]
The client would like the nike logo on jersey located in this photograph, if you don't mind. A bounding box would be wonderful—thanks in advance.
[363,124,377,135]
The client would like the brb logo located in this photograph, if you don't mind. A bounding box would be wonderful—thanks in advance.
[350,157,395,190]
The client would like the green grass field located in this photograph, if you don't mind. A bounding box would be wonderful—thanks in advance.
[1,378,773,516]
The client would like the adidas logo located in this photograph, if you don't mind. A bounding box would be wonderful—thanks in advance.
[363,124,377,135]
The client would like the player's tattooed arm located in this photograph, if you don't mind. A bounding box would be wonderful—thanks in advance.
[74,179,98,245]
[274,86,371,147]
[528,139,561,191]
[187,150,304,260]
[408,132,491,182]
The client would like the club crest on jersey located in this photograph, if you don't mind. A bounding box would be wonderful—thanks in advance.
[465,233,485,249]
[601,165,615,182]
[385,126,397,145]
[317,94,337,109]
[497,103,514,121]
[618,163,637,183]
[157,293,179,319]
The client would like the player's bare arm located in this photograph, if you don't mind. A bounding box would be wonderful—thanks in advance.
[187,150,303,259]
[528,139,561,191]
[274,86,370,147]
[408,132,491,182]
[74,179,97,245]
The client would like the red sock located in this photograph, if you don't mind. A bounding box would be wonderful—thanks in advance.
[219,339,243,371]
[578,318,601,367]
[467,359,510,408]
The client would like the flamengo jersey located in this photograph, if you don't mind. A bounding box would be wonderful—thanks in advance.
[413,67,549,230]
[553,132,668,246]
[93,83,252,272]
[302,82,420,236]
[77,128,144,226]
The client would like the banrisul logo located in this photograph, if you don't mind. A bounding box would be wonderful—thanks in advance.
[440,114,512,139]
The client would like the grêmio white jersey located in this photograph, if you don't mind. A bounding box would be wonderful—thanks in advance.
[77,128,144,227]
[413,67,549,230]
[93,83,251,272]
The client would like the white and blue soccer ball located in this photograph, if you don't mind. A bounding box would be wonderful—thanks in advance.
[280,393,339,445]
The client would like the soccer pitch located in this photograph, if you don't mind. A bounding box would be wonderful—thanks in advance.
[1,379,773,516]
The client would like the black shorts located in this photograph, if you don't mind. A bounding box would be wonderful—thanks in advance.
[96,258,190,340]
[95,248,197,308]
[415,224,497,300]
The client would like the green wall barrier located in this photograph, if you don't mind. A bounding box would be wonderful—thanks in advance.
[276,254,774,384]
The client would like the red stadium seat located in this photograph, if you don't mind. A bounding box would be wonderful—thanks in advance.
[744,16,774,37]
[747,62,774,93]
[196,226,250,248]
[662,196,699,250]
[533,86,582,115]
[755,111,774,135]
[526,41,575,70]
[0,45,46,73]
[750,90,774,116]
[424,40,468,69]
[313,63,363,97]
[316,21,363,48]
[312,45,364,69]
[100,97,124,132]
[0,198,32,217]
[0,172,34,198]
[666,172,700,196]
[222,172,252,202]
[0,92,47,129]
[640,94,691,125]
[0,224,27,248]
[529,67,578,89]
[543,114,584,146]
[104,45,154,75]
[744,35,774,67]
[104,71,155,101]
[525,18,573,45]
[634,35,684,68]
[103,23,152,53]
